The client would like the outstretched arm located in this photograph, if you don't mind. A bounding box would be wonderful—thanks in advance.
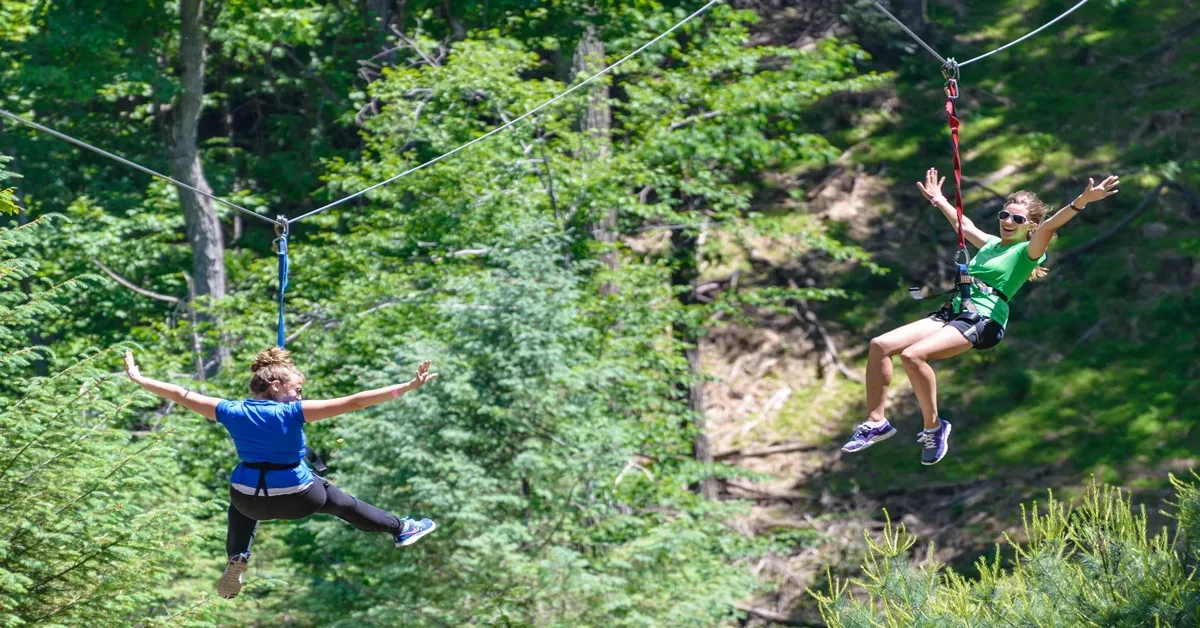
[916,167,992,249]
[302,361,438,423]
[1027,175,1119,260]
[124,350,222,421]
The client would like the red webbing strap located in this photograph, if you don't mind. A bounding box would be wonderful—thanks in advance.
[945,79,965,250]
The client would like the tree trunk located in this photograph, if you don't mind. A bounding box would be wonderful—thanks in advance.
[671,221,718,500]
[367,0,390,31]
[440,0,466,40]
[166,0,228,371]
[572,27,618,295]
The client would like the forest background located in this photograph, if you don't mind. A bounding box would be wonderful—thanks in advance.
[0,0,1196,625]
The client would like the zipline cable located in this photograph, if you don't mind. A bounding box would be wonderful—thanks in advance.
[959,0,1091,67]
[870,2,948,66]
[871,0,1094,70]
[0,108,279,227]
[289,0,725,224]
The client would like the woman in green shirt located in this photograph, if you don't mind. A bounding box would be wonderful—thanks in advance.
[841,168,1120,465]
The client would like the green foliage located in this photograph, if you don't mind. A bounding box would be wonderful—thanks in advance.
[814,477,1200,626]
[0,166,218,625]
[0,156,16,217]
[9,0,1195,624]
[263,229,760,626]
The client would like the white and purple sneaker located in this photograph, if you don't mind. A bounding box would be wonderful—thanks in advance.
[841,419,897,453]
[918,419,952,465]
[394,517,437,547]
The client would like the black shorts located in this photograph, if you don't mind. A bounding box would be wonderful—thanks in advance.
[929,303,1005,350]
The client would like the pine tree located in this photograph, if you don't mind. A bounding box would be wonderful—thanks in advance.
[814,477,1200,627]
[0,160,218,626]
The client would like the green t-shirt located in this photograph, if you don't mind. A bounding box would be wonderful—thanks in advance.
[952,236,1046,327]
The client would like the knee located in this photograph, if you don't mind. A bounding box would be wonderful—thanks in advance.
[869,336,891,357]
[899,347,925,366]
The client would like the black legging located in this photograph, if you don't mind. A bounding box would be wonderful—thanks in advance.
[226,476,402,557]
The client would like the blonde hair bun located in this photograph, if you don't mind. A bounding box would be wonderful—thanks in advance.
[251,347,294,373]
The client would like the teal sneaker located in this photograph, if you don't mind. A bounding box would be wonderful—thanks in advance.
[394,517,437,547]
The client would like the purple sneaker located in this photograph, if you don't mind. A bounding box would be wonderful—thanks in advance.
[841,420,897,453]
[918,419,952,465]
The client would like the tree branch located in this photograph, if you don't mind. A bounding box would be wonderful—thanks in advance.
[667,110,723,131]
[91,260,180,304]
[714,441,820,461]
[734,603,822,627]
[793,306,863,383]
[282,46,347,110]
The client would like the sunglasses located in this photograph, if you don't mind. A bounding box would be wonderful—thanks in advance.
[998,210,1028,225]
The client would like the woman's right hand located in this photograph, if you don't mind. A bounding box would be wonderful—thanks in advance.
[916,167,946,202]
[124,350,143,383]
[410,360,439,389]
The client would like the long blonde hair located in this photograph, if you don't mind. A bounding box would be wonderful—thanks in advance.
[249,347,305,398]
[1006,190,1051,281]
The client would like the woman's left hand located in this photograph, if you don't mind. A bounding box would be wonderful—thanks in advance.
[1078,175,1119,205]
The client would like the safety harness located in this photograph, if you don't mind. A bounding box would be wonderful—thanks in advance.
[241,446,328,498]
[242,460,302,498]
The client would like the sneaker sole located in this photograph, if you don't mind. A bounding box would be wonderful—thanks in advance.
[921,422,952,466]
[216,555,249,599]
[841,427,897,453]
[396,521,437,547]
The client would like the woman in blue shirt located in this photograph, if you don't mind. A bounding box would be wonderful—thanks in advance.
[124,347,438,599]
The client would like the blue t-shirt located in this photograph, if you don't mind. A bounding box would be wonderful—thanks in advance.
[216,399,313,493]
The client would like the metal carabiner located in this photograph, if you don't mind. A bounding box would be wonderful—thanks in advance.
[954,246,970,267]
[272,216,289,254]
[941,58,960,100]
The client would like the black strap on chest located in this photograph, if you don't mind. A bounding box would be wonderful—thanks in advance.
[909,276,1009,305]
[242,460,302,497]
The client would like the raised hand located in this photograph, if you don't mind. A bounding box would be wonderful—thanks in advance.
[1077,175,1119,205]
[411,360,439,388]
[124,350,143,382]
[916,167,946,202]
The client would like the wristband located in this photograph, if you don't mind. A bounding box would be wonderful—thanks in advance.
[391,387,400,399]
[930,195,946,206]
[1069,201,1085,211]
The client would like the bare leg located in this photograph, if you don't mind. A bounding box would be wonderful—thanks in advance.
[899,327,974,430]
[865,318,946,422]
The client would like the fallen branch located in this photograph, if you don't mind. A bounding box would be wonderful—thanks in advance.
[736,387,792,439]
[695,270,742,296]
[734,603,822,627]
[793,306,864,383]
[723,480,815,503]
[714,441,820,461]
[92,260,179,304]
